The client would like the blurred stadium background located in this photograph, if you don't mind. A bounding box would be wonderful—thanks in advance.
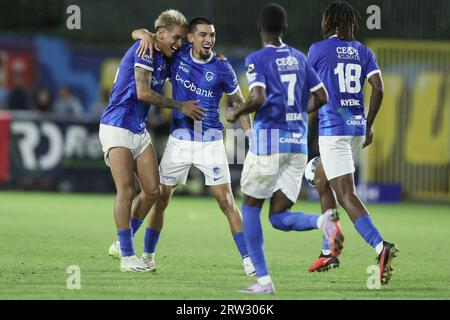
[0,0,449,202]
[0,0,449,300]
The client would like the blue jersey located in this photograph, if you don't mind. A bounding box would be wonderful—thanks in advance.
[245,43,323,155]
[308,35,381,136]
[169,44,239,141]
[101,41,170,134]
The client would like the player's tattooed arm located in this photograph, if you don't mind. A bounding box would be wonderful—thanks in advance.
[132,28,155,59]
[226,86,265,123]
[363,72,384,148]
[134,67,206,120]
[307,86,328,113]
[228,89,253,132]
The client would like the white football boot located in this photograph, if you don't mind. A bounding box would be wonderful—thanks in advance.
[108,240,121,259]
[120,255,152,272]
[141,253,157,272]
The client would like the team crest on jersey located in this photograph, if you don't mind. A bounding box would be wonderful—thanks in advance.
[205,72,214,81]
[212,167,221,175]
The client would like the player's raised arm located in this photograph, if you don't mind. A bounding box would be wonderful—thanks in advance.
[226,86,265,123]
[227,89,253,131]
[363,72,384,148]
[134,67,206,121]
[132,28,155,59]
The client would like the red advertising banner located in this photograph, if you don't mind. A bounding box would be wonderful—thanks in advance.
[6,53,32,90]
[0,111,11,182]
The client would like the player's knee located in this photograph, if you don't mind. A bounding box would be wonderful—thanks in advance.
[335,189,356,207]
[269,214,290,232]
[216,194,234,213]
[315,176,330,194]
[269,203,290,216]
[157,188,172,209]
[140,187,160,204]
[117,185,135,202]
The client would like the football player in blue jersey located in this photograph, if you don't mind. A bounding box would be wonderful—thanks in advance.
[100,10,206,272]
[226,4,340,294]
[306,1,398,284]
[127,17,256,276]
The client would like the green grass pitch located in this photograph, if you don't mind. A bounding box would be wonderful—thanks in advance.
[0,191,449,300]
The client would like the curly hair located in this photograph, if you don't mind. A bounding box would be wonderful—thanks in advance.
[322,1,361,40]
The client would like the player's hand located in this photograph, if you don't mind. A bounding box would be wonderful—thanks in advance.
[226,107,239,123]
[136,32,154,60]
[216,53,227,61]
[362,127,373,148]
[181,100,206,121]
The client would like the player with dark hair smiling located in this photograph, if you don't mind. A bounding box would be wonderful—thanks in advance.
[306,1,398,284]
[124,17,256,276]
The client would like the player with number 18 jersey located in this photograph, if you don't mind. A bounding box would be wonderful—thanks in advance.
[305,1,397,283]
[308,35,380,179]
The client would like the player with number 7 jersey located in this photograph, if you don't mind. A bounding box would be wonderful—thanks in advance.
[227,3,331,294]
[245,42,324,155]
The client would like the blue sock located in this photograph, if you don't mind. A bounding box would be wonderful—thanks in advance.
[130,218,144,236]
[322,234,330,253]
[144,228,160,254]
[117,228,134,257]
[233,232,249,258]
[354,214,384,248]
[269,211,319,232]
[241,205,269,278]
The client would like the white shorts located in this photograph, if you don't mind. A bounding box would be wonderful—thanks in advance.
[318,135,364,180]
[99,124,152,166]
[240,152,307,203]
[159,135,231,186]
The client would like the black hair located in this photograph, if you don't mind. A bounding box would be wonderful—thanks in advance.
[259,3,288,35]
[188,17,213,33]
[322,1,361,40]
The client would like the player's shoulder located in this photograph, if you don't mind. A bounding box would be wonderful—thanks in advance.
[358,41,376,56]
[125,40,141,58]
[309,37,335,53]
[212,55,235,73]
[287,45,307,59]
[173,43,191,60]
[130,40,141,49]
[213,55,232,66]
[245,47,269,62]
[180,43,192,55]
[349,39,376,60]
[310,37,330,47]
[126,40,153,65]
[348,38,370,50]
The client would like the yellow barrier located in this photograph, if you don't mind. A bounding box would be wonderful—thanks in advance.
[365,39,450,201]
